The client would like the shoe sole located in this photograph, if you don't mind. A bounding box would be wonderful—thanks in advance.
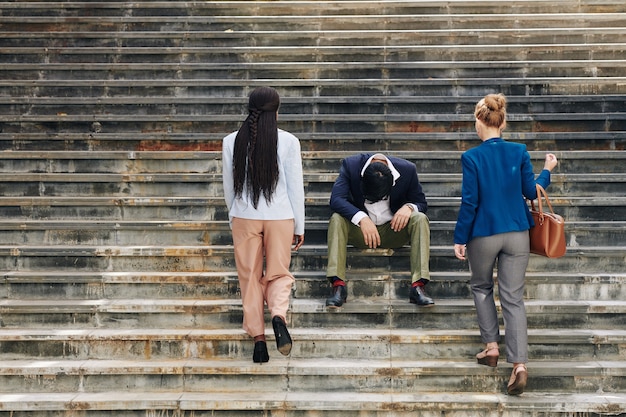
[507,371,528,395]
[476,356,498,367]
[277,341,292,356]
[253,354,269,363]
[272,319,293,356]
[325,300,346,309]
[409,300,435,307]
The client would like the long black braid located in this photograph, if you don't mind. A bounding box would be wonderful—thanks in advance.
[232,87,280,208]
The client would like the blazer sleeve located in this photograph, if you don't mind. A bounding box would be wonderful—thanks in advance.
[403,163,428,213]
[329,158,363,220]
[521,149,552,200]
[384,157,427,213]
[453,152,479,245]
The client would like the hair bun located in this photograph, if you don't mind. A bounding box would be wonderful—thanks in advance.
[474,93,507,128]
[484,95,504,112]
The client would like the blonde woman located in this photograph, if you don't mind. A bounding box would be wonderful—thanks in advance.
[453,93,558,395]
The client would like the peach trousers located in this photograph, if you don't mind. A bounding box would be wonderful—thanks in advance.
[231,217,295,338]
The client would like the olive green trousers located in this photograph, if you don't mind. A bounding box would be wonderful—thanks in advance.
[325,211,430,283]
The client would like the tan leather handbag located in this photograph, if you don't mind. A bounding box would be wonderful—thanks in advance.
[528,184,566,258]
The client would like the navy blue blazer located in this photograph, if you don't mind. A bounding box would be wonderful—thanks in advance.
[453,138,551,245]
[329,153,427,222]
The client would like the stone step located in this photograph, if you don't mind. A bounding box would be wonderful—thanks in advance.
[3,2,624,16]
[2,119,625,149]
[23,58,618,73]
[1,297,625,330]
[3,109,626,125]
[2,73,624,88]
[0,358,624,394]
[0,218,623,245]
[2,0,623,15]
[0,59,625,79]
[1,150,624,175]
[5,48,625,71]
[0,390,623,417]
[3,26,626,47]
[1,6,624,31]
[1,86,625,118]
[0,195,626,221]
[2,130,623,152]
[0,327,623,361]
[0,150,221,174]
[1,171,624,198]
[0,245,624,274]
[3,270,625,302]
[1,194,625,222]
[3,82,626,118]
[3,94,624,105]
[3,96,626,122]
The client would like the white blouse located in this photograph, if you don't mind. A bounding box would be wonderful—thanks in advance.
[222,129,305,235]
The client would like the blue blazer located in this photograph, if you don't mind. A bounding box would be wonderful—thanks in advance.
[454,138,551,245]
[329,153,427,221]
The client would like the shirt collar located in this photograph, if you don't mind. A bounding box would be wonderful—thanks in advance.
[484,137,504,144]
[361,153,400,185]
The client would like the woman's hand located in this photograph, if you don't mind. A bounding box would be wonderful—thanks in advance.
[544,153,558,171]
[454,243,466,260]
[292,234,304,251]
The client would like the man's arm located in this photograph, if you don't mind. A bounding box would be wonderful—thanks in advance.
[329,159,362,220]
[330,156,382,247]
[405,165,428,213]
[389,158,427,213]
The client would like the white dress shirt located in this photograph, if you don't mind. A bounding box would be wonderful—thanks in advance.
[352,153,416,226]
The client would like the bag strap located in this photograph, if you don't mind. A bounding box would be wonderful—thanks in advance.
[531,184,556,215]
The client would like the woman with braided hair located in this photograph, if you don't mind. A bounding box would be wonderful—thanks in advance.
[222,86,305,363]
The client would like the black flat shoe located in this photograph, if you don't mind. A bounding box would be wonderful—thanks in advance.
[325,284,347,308]
[409,285,435,306]
[272,316,292,356]
[252,341,269,363]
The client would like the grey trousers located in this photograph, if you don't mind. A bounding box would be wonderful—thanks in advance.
[326,211,430,283]
[467,231,530,364]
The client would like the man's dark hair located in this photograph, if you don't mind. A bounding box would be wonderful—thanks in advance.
[361,162,393,203]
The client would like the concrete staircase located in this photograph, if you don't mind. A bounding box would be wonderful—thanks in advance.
[1,1,626,415]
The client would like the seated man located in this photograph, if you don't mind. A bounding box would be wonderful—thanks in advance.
[325,153,434,307]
